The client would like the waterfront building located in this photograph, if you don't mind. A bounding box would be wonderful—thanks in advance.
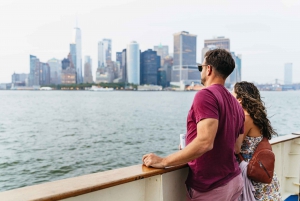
[12,73,28,86]
[72,27,82,84]
[284,63,293,85]
[140,49,159,85]
[95,66,114,83]
[47,58,61,85]
[154,44,169,66]
[0,83,9,90]
[172,31,199,88]
[157,68,167,88]
[61,67,77,84]
[126,41,140,85]
[83,56,93,83]
[204,36,230,51]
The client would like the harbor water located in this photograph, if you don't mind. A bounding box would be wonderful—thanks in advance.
[0,90,299,192]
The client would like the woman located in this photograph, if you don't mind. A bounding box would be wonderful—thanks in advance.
[233,81,281,201]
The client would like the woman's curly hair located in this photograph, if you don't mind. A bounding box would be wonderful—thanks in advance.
[234,81,277,139]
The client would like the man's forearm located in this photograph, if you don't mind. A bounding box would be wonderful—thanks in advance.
[162,137,213,167]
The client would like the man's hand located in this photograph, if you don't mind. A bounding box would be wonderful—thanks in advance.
[142,153,165,168]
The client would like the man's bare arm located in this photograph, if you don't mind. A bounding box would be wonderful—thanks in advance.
[142,118,218,168]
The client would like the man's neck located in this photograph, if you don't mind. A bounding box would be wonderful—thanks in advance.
[205,77,225,87]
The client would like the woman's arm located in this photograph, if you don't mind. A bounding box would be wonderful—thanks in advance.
[234,115,252,154]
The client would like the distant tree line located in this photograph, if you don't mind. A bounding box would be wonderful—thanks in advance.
[41,83,138,90]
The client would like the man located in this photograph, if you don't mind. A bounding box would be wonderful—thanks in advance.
[142,49,245,201]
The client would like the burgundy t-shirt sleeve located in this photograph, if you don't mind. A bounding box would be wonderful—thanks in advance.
[239,113,245,135]
[193,89,219,123]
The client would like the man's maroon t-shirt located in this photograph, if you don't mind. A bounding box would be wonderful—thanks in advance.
[185,84,244,192]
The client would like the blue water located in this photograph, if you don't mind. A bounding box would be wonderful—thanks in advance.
[0,90,299,192]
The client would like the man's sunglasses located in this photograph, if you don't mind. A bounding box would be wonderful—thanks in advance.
[197,64,208,72]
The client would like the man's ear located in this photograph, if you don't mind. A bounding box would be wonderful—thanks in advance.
[207,65,213,76]
[237,98,242,103]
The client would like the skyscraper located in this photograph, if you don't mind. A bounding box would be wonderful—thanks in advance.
[83,56,93,83]
[70,44,77,69]
[72,27,82,84]
[48,58,61,85]
[61,53,76,84]
[122,49,127,83]
[140,49,159,85]
[98,41,106,68]
[103,39,112,63]
[284,63,293,85]
[12,73,28,86]
[39,62,50,86]
[228,52,242,86]
[172,31,198,87]
[29,55,40,86]
[116,52,122,68]
[154,44,169,66]
[204,37,230,51]
[126,41,140,85]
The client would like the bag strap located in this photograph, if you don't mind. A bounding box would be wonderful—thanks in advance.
[255,137,272,152]
[237,153,245,162]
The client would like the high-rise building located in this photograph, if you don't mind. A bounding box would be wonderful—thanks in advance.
[284,63,293,85]
[154,45,169,66]
[116,52,122,68]
[83,56,93,83]
[204,37,230,51]
[61,53,76,84]
[122,49,127,83]
[12,73,28,86]
[201,45,217,62]
[228,52,242,87]
[98,41,106,68]
[39,62,50,86]
[98,39,112,69]
[72,27,82,83]
[29,55,40,86]
[162,56,173,87]
[140,49,159,85]
[48,58,61,85]
[172,31,198,88]
[70,44,76,69]
[103,39,112,63]
[61,58,70,70]
[126,41,140,85]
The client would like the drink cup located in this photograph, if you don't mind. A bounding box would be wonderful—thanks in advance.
[180,134,186,149]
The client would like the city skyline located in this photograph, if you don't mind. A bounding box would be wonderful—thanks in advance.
[0,0,300,84]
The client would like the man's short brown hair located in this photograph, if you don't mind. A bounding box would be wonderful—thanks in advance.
[204,49,235,79]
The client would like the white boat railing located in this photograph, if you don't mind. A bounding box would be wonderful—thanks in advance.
[0,133,299,201]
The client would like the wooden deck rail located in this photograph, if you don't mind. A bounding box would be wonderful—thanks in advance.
[0,163,187,201]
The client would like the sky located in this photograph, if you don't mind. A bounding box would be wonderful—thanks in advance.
[0,0,300,84]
